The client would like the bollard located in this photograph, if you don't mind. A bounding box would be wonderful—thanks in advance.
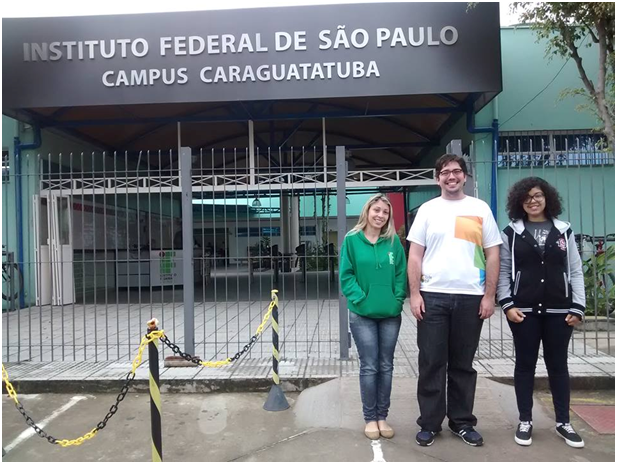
[263,290,290,411]
[147,319,163,462]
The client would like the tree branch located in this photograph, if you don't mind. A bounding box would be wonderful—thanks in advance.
[562,25,597,98]
[587,27,599,44]
[596,18,608,98]
[594,16,615,152]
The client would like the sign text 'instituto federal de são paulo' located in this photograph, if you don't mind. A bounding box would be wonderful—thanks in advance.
[2,3,501,109]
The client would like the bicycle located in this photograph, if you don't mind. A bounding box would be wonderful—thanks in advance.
[2,246,22,308]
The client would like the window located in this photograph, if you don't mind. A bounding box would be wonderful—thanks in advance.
[237,227,281,237]
[300,225,317,236]
[498,131,613,168]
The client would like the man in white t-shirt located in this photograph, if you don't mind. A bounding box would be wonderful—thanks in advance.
[407,154,502,448]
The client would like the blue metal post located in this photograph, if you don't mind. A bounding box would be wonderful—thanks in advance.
[466,103,499,218]
[13,126,41,308]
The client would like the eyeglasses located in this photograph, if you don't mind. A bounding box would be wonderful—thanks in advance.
[439,169,464,177]
[523,192,545,203]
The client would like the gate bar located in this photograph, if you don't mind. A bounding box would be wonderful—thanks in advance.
[336,146,349,359]
[180,146,195,355]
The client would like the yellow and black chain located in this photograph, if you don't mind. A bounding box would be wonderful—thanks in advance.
[160,293,277,367]
[3,364,135,447]
[161,334,257,367]
[1,329,164,447]
[2,291,278,447]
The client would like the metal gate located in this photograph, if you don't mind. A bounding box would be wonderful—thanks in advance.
[2,137,614,363]
[2,146,435,363]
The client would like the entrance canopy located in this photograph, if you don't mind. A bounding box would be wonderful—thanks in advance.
[2,2,502,167]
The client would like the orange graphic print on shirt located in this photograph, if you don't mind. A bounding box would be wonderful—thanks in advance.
[454,216,486,285]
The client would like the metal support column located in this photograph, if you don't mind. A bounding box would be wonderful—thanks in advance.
[336,146,349,360]
[322,118,327,178]
[290,195,300,256]
[281,194,290,254]
[179,146,195,356]
[248,120,256,186]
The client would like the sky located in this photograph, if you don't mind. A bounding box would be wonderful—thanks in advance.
[1,0,522,25]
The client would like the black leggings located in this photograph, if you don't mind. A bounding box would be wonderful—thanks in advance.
[508,315,573,423]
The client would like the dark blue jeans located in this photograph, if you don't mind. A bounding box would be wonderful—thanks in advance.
[508,315,573,423]
[417,291,484,432]
[349,311,402,422]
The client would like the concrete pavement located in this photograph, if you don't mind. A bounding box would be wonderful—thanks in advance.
[2,377,614,462]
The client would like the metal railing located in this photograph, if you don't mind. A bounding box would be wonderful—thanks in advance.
[2,141,614,364]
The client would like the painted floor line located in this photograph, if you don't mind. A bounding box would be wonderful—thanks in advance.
[371,439,386,462]
[4,395,88,453]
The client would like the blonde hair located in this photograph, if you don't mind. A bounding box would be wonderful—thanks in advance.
[349,193,397,241]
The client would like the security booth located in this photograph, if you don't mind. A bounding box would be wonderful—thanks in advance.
[2,2,502,362]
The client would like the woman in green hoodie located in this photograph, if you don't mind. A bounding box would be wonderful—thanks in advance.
[340,193,407,440]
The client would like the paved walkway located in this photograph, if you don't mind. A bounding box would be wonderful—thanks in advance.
[3,302,614,391]
[2,378,615,462]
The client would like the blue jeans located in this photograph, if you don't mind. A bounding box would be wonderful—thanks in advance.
[349,311,402,422]
[417,292,484,432]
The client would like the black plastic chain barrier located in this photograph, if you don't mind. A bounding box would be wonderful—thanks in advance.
[5,330,262,447]
[3,291,276,449]
[9,370,135,446]
[15,402,57,445]
[160,334,258,365]
[96,371,136,430]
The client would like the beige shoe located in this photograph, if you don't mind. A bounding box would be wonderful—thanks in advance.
[365,422,380,440]
[378,420,395,439]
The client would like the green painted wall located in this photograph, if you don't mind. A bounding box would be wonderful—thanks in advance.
[2,117,18,256]
[497,166,615,235]
[2,126,18,309]
[407,27,611,240]
[406,186,440,213]
[480,27,600,132]
[473,27,613,237]
[417,113,495,206]
[299,192,371,218]
[1,117,140,307]
[2,122,41,309]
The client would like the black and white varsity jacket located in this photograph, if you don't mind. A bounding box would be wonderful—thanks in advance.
[496,218,586,320]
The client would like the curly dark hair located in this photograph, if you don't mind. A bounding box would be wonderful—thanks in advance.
[506,177,563,220]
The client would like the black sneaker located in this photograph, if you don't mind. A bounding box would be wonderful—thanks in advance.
[450,426,484,446]
[515,421,533,446]
[415,429,436,446]
[556,423,585,448]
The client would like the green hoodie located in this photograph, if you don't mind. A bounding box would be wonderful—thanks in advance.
[339,230,407,318]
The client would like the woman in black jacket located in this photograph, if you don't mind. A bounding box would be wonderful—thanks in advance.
[497,177,585,449]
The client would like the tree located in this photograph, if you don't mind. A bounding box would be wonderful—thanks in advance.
[512,2,615,153]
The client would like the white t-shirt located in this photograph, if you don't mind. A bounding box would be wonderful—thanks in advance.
[407,196,503,295]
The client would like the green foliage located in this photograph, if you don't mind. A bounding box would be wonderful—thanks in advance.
[510,2,615,151]
[305,242,336,271]
[512,3,614,54]
[249,235,270,256]
[583,245,615,316]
